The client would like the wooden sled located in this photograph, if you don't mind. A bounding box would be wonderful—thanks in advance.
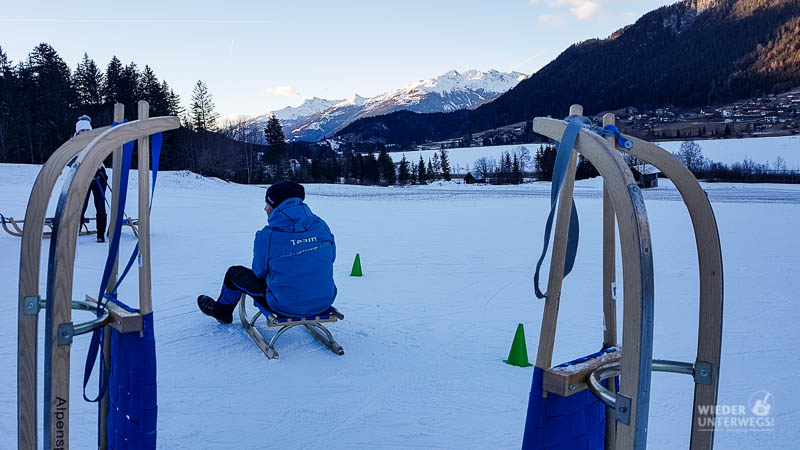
[238,294,344,359]
[1,214,139,239]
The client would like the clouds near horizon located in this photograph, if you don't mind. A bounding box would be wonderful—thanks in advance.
[530,0,605,21]
[265,86,301,97]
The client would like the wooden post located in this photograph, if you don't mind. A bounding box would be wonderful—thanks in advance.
[602,113,618,449]
[535,104,583,369]
[137,101,153,314]
[99,103,125,449]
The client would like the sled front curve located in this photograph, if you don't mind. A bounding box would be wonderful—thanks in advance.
[17,126,110,450]
[612,133,724,450]
[532,114,655,450]
[42,115,179,450]
[534,117,724,450]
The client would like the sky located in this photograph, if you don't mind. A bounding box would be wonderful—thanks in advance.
[2,0,677,119]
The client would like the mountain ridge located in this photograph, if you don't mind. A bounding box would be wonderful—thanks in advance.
[336,0,800,146]
[265,69,526,141]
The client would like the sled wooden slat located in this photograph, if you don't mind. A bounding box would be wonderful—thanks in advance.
[137,101,153,315]
[266,309,343,327]
[85,295,143,334]
[601,113,618,350]
[17,126,109,450]
[535,104,583,370]
[533,114,654,450]
[543,348,622,397]
[100,103,125,450]
[602,113,619,449]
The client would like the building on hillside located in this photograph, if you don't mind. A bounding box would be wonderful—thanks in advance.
[631,164,661,188]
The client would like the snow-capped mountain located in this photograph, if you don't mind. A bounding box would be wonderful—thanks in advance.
[288,70,526,141]
[245,97,343,137]
[272,97,343,123]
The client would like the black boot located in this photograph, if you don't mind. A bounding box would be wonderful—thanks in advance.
[197,295,236,324]
[96,213,107,243]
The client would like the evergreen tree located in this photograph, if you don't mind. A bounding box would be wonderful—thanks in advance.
[410,161,418,184]
[397,155,410,185]
[439,148,451,181]
[326,157,341,183]
[118,62,140,114]
[264,113,285,159]
[535,145,557,181]
[512,153,522,184]
[501,151,512,184]
[417,154,427,184]
[163,81,184,116]
[0,46,12,162]
[23,43,74,163]
[364,151,379,184]
[102,56,123,103]
[377,147,396,185]
[190,80,220,131]
[427,159,434,182]
[431,152,442,180]
[138,65,169,116]
[72,53,103,108]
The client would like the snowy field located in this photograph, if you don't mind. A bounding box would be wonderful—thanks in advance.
[1,163,799,449]
[393,135,800,173]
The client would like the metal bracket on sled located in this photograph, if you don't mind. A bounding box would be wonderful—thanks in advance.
[616,394,632,425]
[694,361,714,385]
[23,296,41,315]
[57,322,74,346]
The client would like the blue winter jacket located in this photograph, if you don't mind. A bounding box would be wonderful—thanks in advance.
[252,197,337,317]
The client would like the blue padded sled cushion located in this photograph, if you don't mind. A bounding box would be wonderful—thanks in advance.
[521,367,606,450]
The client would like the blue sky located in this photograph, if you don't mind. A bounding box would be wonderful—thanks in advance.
[2,0,675,119]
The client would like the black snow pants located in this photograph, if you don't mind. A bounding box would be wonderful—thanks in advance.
[81,167,108,235]
[218,265,268,309]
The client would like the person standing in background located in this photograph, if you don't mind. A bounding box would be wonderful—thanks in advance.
[75,115,108,243]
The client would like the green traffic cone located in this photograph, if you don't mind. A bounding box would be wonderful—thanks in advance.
[350,253,363,277]
[504,323,533,367]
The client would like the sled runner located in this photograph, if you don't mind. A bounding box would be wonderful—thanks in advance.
[1,213,138,238]
[238,294,344,359]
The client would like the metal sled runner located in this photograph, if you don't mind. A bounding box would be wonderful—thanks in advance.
[238,294,344,359]
[1,214,138,238]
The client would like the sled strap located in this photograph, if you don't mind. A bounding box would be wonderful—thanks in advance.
[533,116,584,299]
[82,136,135,403]
[111,132,162,297]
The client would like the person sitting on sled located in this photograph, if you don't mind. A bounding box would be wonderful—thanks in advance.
[75,115,109,243]
[198,180,337,324]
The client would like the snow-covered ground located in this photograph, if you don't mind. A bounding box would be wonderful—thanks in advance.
[1,163,799,449]
[394,135,800,173]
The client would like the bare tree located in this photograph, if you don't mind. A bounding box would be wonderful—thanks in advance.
[515,146,532,173]
[675,140,704,173]
[473,157,494,180]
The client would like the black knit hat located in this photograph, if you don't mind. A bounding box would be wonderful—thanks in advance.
[265,180,305,208]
